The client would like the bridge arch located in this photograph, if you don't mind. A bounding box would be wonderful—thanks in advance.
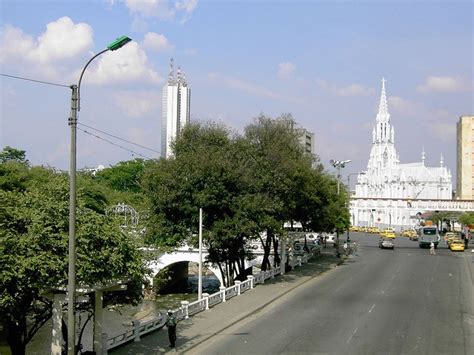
[148,251,224,287]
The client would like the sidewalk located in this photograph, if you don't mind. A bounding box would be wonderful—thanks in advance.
[110,250,344,354]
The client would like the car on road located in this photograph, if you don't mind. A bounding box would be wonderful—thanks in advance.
[324,234,336,245]
[449,239,465,252]
[401,229,417,239]
[379,237,395,249]
[380,227,396,239]
[444,232,458,246]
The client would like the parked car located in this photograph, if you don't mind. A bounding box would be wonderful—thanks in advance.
[379,237,395,249]
[449,239,465,252]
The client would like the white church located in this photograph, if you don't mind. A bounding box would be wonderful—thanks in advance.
[350,79,454,229]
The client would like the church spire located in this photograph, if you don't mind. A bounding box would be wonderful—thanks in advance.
[440,153,444,167]
[377,78,389,117]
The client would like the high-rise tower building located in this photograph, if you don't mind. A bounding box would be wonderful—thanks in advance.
[456,115,474,199]
[161,58,191,158]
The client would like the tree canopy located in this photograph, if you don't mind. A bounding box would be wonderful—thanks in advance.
[0,159,146,355]
[142,115,349,285]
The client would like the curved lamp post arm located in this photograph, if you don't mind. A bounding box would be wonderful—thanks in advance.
[77,48,109,112]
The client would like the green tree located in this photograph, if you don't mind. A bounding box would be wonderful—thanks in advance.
[143,122,248,285]
[0,146,28,165]
[0,166,146,355]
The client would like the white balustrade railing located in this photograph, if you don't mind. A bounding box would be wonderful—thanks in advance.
[105,248,321,353]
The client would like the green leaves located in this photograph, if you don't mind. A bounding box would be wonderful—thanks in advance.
[0,162,146,352]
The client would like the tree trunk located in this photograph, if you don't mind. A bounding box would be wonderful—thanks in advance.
[272,234,280,267]
[260,231,272,271]
[5,318,27,355]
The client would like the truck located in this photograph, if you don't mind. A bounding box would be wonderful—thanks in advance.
[418,226,440,248]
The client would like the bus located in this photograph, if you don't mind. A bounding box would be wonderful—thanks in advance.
[418,226,440,248]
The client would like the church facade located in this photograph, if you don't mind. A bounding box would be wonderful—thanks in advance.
[350,80,453,230]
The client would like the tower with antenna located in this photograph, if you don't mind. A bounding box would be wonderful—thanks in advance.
[161,58,191,158]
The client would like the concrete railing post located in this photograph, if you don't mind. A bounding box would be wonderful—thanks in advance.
[297,256,302,266]
[235,280,242,295]
[51,293,64,355]
[220,286,227,302]
[260,272,265,284]
[132,320,141,342]
[202,293,209,310]
[271,268,275,278]
[102,333,108,355]
[247,275,254,289]
[181,301,189,319]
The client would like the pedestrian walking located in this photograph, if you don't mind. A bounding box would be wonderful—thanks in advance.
[343,241,348,256]
[430,241,436,255]
[353,242,359,256]
[166,310,177,348]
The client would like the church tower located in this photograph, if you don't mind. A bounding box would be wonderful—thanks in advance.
[367,78,399,172]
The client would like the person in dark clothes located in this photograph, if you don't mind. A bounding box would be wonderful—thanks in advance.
[166,310,177,348]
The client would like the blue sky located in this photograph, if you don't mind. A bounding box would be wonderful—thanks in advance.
[1,0,472,186]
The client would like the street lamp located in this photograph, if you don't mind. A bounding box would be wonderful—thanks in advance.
[330,159,351,195]
[330,159,351,254]
[67,35,131,355]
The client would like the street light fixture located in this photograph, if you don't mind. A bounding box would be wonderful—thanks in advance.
[330,159,351,195]
[330,159,351,254]
[67,36,131,355]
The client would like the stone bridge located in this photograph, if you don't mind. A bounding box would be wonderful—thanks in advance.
[145,238,321,288]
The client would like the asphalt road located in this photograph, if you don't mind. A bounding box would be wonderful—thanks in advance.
[190,234,474,355]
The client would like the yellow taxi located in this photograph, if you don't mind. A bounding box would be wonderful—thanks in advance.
[401,229,417,239]
[444,232,458,246]
[449,239,465,252]
[349,225,359,232]
[380,227,396,239]
[371,226,381,234]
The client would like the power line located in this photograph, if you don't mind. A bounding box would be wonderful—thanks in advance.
[77,126,154,160]
[78,122,161,154]
[0,73,70,88]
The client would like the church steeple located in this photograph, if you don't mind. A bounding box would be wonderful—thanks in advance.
[366,78,399,171]
[377,78,389,117]
[374,78,393,143]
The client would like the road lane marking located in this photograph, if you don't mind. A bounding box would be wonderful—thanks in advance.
[346,327,358,343]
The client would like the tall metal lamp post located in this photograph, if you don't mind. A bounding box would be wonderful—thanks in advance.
[67,36,131,355]
[330,159,351,250]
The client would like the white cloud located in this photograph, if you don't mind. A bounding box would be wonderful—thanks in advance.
[142,32,173,52]
[315,79,373,97]
[278,62,296,78]
[84,42,162,85]
[125,0,198,23]
[0,17,93,65]
[208,72,302,103]
[112,90,160,118]
[417,76,464,93]
[336,84,373,97]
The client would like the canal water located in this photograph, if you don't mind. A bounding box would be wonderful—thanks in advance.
[1,276,220,354]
